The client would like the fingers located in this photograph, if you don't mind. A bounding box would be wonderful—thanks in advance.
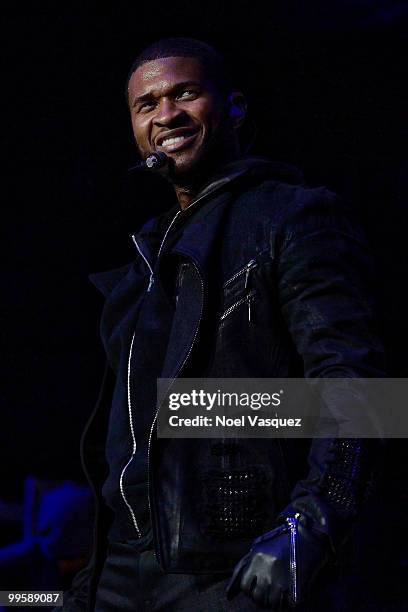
[241,572,257,597]
[238,565,287,610]
[251,578,284,610]
[227,553,286,609]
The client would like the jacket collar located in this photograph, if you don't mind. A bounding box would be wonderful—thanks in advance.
[132,156,303,274]
[90,157,302,296]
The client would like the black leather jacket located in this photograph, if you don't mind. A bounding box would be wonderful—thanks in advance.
[69,158,385,610]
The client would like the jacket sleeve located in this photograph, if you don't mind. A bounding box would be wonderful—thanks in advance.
[276,188,386,550]
[57,362,115,611]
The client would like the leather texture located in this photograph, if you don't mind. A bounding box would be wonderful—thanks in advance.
[76,157,386,610]
[226,517,331,608]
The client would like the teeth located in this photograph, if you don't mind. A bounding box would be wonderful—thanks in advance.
[161,135,186,147]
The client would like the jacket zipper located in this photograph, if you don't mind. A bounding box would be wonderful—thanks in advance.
[147,262,205,563]
[220,289,257,323]
[131,184,217,292]
[119,331,142,538]
[124,215,182,538]
[156,210,182,266]
[132,210,182,292]
[285,512,301,606]
[223,259,258,289]
[131,236,155,292]
[122,205,180,537]
[125,188,216,544]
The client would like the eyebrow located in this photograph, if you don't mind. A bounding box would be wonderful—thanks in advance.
[131,80,201,108]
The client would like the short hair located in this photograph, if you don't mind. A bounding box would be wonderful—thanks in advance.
[125,37,236,99]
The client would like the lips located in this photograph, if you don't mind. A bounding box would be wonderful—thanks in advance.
[155,128,199,152]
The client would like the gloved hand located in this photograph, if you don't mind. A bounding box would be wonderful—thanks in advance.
[226,513,331,609]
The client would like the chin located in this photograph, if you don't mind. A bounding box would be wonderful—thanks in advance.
[168,148,212,179]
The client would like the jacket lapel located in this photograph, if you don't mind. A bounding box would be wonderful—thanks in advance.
[159,189,234,385]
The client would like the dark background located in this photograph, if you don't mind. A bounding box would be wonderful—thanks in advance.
[1,2,407,504]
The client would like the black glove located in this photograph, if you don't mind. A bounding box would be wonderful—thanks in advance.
[226,512,331,609]
[227,438,383,609]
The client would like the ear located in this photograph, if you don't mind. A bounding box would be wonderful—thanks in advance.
[228,92,247,129]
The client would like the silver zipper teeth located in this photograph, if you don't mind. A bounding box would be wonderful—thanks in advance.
[126,190,214,540]
[156,210,182,262]
[131,183,219,290]
[152,181,228,268]
[132,185,214,275]
[119,331,142,538]
[131,210,181,292]
[220,290,256,321]
[147,264,205,512]
[123,214,181,538]
[132,236,154,292]
[185,185,222,212]
[286,513,300,606]
[144,180,222,446]
[223,259,257,288]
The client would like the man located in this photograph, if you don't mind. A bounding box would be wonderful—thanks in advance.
[64,38,385,610]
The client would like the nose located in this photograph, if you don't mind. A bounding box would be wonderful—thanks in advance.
[153,97,185,126]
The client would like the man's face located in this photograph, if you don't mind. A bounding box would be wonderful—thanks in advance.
[128,56,235,179]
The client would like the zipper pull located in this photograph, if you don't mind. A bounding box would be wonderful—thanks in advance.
[147,274,154,292]
[247,293,253,322]
[286,512,301,606]
[244,259,257,289]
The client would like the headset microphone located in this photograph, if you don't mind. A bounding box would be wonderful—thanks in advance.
[128,151,169,172]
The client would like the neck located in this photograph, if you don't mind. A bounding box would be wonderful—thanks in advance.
[174,185,199,210]
[173,148,242,210]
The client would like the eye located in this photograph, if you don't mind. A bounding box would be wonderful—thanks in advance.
[138,101,155,113]
[177,89,198,100]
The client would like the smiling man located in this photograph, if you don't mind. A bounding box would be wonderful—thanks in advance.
[62,38,385,611]
[127,53,246,208]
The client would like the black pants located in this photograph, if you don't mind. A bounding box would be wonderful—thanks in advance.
[94,537,392,612]
[95,541,265,612]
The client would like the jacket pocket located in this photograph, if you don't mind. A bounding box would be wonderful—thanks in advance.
[220,290,257,323]
[220,258,259,324]
[223,259,258,291]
